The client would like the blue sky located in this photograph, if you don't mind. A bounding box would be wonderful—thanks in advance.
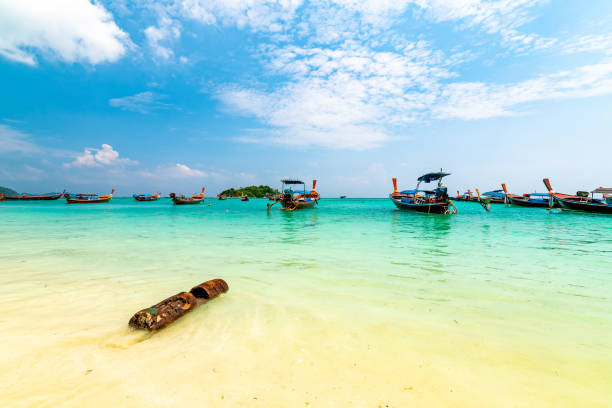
[1,0,611,197]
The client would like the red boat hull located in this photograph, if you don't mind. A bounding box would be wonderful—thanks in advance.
[66,197,112,204]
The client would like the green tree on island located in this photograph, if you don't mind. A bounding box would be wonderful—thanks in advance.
[219,185,280,198]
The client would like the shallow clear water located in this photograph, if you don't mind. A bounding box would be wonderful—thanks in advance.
[1,198,610,407]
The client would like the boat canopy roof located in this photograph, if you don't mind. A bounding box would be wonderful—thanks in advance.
[417,172,450,183]
[289,190,310,194]
[527,193,549,197]
[400,189,435,195]
[281,179,304,184]
[483,189,504,195]
[592,187,612,193]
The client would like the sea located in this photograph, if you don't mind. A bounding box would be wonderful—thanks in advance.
[0,198,610,407]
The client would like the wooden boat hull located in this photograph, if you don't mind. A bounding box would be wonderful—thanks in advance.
[391,198,451,214]
[555,196,612,214]
[280,199,317,211]
[134,196,159,201]
[172,198,203,205]
[509,196,549,208]
[66,197,111,204]
[20,193,64,201]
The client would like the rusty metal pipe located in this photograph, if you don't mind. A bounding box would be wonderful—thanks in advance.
[190,278,229,300]
[129,279,228,331]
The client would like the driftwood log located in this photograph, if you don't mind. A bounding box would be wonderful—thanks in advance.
[129,279,228,331]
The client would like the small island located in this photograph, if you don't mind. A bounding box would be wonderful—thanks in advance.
[0,186,18,197]
[218,185,280,198]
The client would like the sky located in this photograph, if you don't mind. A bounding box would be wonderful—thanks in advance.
[1,0,611,197]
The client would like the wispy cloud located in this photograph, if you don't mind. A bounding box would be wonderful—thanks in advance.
[562,34,612,56]
[0,124,41,154]
[109,91,171,114]
[0,0,130,66]
[434,61,612,119]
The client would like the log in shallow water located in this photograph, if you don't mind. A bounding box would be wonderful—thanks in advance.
[129,279,228,331]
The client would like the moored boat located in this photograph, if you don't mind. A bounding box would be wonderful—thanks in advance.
[133,191,161,201]
[503,183,549,208]
[452,189,476,202]
[17,190,66,201]
[543,179,612,214]
[0,193,5,201]
[66,190,114,204]
[389,171,456,214]
[217,194,227,200]
[268,179,320,211]
[240,192,249,201]
[479,189,506,204]
[170,188,205,205]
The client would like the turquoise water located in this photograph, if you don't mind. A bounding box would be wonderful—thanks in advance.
[1,198,611,407]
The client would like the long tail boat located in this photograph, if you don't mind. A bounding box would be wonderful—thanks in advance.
[0,193,5,201]
[452,189,476,202]
[14,190,66,201]
[543,179,612,214]
[478,189,507,204]
[133,191,161,201]
[240,192,249,201]
[66,190,114,204]
[389,171,456,214]
[268,179,320,211]
[502,183,549,207]
[169,188,205,205]
[217,194,227,200]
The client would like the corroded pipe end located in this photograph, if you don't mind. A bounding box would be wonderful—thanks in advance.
[190,278,229,300]
[129,291,197,331]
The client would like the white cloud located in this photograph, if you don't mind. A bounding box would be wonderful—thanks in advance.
[67,144,138,168]
[411,0,555,52]
[109,91,171,114]
[145,15,181,59]
[180,0,303,32]
[563,34,612,56]
[0,0,130,66]
[173,163,207,177]
[217,41,455,149]
[434,61,612,120]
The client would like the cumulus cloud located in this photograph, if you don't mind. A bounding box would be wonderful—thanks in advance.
[109,91,171,114]
[67,144,138,168]
[0,0,130,66]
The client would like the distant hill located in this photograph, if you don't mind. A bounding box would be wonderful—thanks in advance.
[219,185,279,198]
[0,186,18,196]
